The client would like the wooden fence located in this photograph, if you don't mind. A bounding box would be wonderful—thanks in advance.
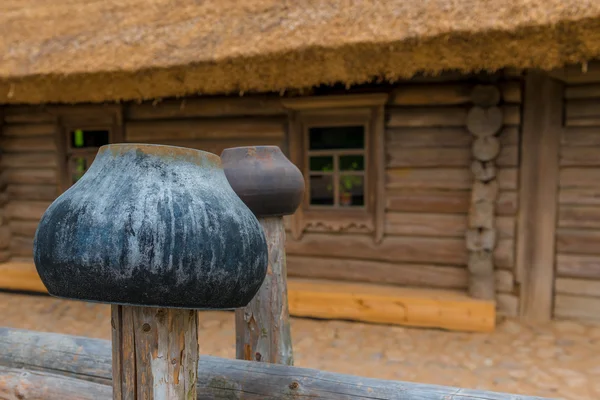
[0,327,551,399]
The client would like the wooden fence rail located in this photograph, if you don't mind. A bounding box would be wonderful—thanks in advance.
[0,327,551,400]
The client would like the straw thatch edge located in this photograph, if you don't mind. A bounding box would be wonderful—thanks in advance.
[1,17,599,104]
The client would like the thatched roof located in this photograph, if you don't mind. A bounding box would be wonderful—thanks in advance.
[1,0,600,104]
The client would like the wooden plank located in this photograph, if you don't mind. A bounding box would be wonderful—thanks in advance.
[0,365,110,400]
[565,99,600,119]
[9,220,39,237]
[285,233,468,265]
[384,212,466,237]
[555,294,600,320]
[560,168,600,188]
[556,228,600,255]
[387,107,468,127]
[387,106,518,128]
[500,81,522,104]
[565,83,600,99]
[561,126,600,146]
[126,96,286,120]
[496,216,515,239]
[516,72,562,321]
[390,84,472,105]
[385,127,471,148]
[497,168,518,190]
[0,153,57,168]
[11,235,33,257]
[497,146,518,167]
[6,184,58,201]
[2,107,55,124]
[385,189,469,214]
[0,137,57,152]
[495,270,515,293]
[558,205,600,228]
[495,239,515,269]
[5,201,50,221]
[556,253,600,279]
[565,99,600,120]
[497,191,518,216]
[565,117,600,127]
[385,126,517,148]
[555,277,600,297]
[2,123,55,137]
[0,329,558,400]
[385,189,516,216]
[560,188,600,205]
[125,118,285,142]
[497,126,520,146]
[386,168,471,190]
[288,279,495,332]
[503,105,521,126]
[287,256,468,289]
[2,168,57,185]
[560,147,600,166]
[386,147,471,168]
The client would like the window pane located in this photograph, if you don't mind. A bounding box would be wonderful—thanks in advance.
[339,175,364,207]
[340,155,364,171]
[309,156,334,172]
[71,129,110,148]
[309,175,334,206]
[308,126,364,150]
[71,157,88,183]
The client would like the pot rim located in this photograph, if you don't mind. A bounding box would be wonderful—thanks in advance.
[98,143,222,167]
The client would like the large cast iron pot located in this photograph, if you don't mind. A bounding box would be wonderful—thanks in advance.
[33,144,268,309]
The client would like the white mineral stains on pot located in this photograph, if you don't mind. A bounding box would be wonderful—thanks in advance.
[33,144,268,309]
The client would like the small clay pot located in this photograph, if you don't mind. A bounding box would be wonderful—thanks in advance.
[220,146,304,217]
[33,144,268,309]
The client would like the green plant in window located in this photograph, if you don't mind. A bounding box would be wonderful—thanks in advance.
[340,175,362,206]
[74,129,84,148]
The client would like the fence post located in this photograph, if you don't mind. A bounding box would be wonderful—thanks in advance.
[32,144,269,399]
[222,146,304,365]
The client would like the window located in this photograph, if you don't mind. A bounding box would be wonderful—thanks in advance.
[307,125,366,208]
[54,105,123,191]
[67,128,110,184]
[282,94,388,242]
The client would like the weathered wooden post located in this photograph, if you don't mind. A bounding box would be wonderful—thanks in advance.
[221,146,304,365]
[32,144,268,399]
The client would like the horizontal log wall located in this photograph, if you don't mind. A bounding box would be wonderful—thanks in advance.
[381,82,522,313]
[124,96,287,154]
[1,107,59,261]
[555,83,600,320]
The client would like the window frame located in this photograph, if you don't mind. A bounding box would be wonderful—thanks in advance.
[304,117,369,211]
[51,105,123,193]
[282,94,388,242]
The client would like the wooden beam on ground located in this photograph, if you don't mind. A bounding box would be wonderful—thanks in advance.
[0,328,552,400]
[516,71,563,321]
[287,278,495,332]
[0,261,495,332]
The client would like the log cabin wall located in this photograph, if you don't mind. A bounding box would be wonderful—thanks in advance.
[123,96,287,155]
[0,107,59,260]
[554,82,600,320]
[383,81,522,316]
[282,80,522,316]
[0,80,522,318]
